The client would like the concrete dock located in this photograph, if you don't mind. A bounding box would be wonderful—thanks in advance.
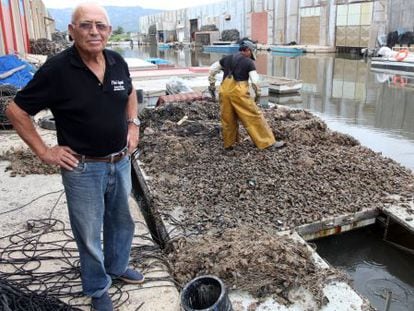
[130,100,414,310]
[0,116,180,311]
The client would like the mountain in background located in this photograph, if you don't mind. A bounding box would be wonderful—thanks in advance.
[48,6,162,33]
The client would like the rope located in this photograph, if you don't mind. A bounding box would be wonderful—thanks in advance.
[0,191,176,309]
[0,278,80,311]
[0,85,18,129]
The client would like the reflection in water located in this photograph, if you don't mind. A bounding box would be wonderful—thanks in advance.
[314,225,414,311]
[113,45,414,170]
[261,53,414,171]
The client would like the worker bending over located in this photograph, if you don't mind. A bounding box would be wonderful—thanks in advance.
[208,39,285,150]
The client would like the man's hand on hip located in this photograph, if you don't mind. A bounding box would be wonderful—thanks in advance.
[39,146,78,170]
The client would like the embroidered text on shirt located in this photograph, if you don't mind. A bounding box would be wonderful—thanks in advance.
[111,80,125,91]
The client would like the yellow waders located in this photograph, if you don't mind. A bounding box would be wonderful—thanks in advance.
[219,76,275,149]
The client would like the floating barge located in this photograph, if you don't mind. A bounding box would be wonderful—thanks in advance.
[128,62,303,106]
[370,57,414,76]
[262,75,303,94]
[125,58,157,71]
[131,101,414,310]
[130,67,214,107]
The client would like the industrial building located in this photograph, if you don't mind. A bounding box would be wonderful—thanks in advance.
[139,0,413,51]
[0,0,55,56]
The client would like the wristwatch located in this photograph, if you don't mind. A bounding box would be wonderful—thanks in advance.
[127,118,141,126]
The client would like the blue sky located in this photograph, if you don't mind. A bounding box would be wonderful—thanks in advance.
[43,0,223,10]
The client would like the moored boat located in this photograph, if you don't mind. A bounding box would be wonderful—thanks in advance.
[370,57,414,76]
[270,45,304,54]
[145,58,171,65]
[203,44,239,53]
[261,75,303,94]
[370,47,414,76]
[158,43,171,49]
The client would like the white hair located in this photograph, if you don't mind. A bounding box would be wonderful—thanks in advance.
[71,2,111,25]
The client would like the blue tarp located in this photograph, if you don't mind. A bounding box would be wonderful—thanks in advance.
[0,55,36,89]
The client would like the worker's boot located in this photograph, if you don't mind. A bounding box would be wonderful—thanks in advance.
[268,141,286,150]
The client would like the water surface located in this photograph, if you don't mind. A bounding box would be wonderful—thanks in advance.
[314,225,414,311]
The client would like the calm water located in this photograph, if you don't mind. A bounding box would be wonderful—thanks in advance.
[314,225,414,311]
[115,45,414,171]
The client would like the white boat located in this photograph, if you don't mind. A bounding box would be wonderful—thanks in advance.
[268,93,303,105]
[370,48,414,76]
[261,75,302,94]
[108,40,133,47]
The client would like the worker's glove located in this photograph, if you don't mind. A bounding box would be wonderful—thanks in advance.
[254,94,260,105]
[208,84,216,101]
[252,83,261,105]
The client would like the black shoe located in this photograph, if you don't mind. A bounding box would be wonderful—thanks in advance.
[91,292,113,311]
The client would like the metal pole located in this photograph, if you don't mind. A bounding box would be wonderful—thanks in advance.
[383,215,390,241]
[384,290,392,311]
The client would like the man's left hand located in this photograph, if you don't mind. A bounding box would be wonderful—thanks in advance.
[208,85,216,101]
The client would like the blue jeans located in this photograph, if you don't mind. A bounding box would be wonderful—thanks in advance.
[61,156,134,297]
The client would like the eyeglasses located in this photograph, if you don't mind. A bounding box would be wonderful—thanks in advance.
[72,22,110,32]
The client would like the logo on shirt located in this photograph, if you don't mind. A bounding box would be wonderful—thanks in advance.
[111,80,125,91]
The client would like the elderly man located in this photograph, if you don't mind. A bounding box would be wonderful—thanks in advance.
[208,39,285,150]
[6,3,142,310]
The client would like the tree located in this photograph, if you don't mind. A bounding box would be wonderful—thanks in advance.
[113,26,124,35]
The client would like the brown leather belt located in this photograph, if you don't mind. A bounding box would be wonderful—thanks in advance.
[74,148,128,163]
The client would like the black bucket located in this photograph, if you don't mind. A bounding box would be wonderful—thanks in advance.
[181,275,232,311]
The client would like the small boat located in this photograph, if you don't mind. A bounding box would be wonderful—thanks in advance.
[158,43,171,49]
[261,75,302,94]
[370,57,414,76]
[145,58,172,65]
[270,45,304,54]
[203,44,239,54]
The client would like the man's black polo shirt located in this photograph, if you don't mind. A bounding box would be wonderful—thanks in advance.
[14,46,132,157]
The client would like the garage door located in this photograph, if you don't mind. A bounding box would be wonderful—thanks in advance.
[300,7,321,45]
[336,2,373,47]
